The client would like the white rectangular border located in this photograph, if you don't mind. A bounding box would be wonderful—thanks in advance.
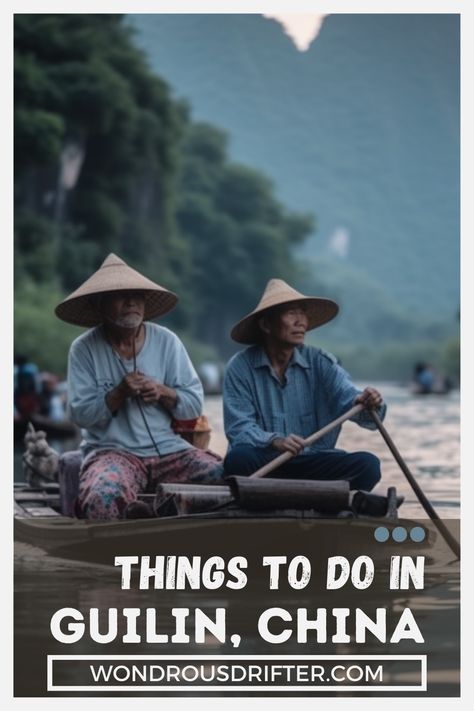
[47,654,427,692]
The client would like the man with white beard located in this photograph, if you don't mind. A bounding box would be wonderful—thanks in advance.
[55,253,222,519]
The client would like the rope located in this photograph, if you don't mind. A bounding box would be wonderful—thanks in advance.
[114,327,162,457]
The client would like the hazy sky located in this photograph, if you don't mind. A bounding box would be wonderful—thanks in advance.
[263,13,327,51]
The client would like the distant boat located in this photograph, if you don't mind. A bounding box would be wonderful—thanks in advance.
[411,362,454,396]
[14,413,79,441]
[14,364,77,440]
[410,381,453,396]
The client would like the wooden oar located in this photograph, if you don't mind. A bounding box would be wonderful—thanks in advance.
[369,409,460,559]
[250,403,364,479]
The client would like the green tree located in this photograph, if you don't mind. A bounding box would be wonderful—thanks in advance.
[15,14,184,293]
[176,123,314,354]
[14,16,314,370]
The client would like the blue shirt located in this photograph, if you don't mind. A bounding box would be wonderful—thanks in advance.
[223,344,386,452]
[67,323,203,457]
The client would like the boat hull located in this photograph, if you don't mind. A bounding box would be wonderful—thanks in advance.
[14,509,434,568]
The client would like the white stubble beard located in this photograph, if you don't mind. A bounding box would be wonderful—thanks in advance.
[110,314,143,330]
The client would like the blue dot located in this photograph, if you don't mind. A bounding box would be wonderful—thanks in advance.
[392,526,408,542]
[410,526,426,542]
[374,526,389,542]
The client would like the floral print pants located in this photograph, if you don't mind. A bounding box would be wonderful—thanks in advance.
[77,447,223,520]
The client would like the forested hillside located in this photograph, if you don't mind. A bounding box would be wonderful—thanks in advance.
[14,14,313,373]
[14,14,459,380]
[129,13,459,321]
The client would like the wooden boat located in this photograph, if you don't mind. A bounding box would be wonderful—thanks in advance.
[410,383,452,396]
[14,477,431,567]
[14,404,443,567]
[14,413,79,442]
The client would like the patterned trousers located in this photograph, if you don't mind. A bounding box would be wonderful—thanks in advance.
[77,447,223,520]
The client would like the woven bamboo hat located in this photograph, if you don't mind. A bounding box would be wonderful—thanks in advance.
[55,253,178,327]
[231,278,339,344]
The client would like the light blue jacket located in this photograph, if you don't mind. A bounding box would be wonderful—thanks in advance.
[68,323,203,457]
[223,345,386,452]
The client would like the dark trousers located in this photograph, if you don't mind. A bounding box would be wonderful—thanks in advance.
[224,446,381,491]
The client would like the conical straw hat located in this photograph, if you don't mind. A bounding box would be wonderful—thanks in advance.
[55,253,178,327]
[230,278,339,344]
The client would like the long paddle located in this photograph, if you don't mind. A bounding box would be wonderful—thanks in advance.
[369,409,460,559]
[250,403,364,478]
[193,403,364,514]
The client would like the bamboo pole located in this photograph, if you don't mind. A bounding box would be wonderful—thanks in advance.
[369,409,460,559]
[250,403,364,479]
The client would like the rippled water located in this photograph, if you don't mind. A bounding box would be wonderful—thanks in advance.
[204,383,460,519]
[14,383,460,697]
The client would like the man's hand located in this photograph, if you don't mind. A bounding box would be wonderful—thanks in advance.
[118,372,148,398]
[138,378,177,410]
[106,373,145,413]
[106,373,177,413]
[271,434,306,455]
[355,386,383,409]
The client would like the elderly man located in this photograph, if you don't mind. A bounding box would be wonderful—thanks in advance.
[223,279,389,510]
[55,253,222,519]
